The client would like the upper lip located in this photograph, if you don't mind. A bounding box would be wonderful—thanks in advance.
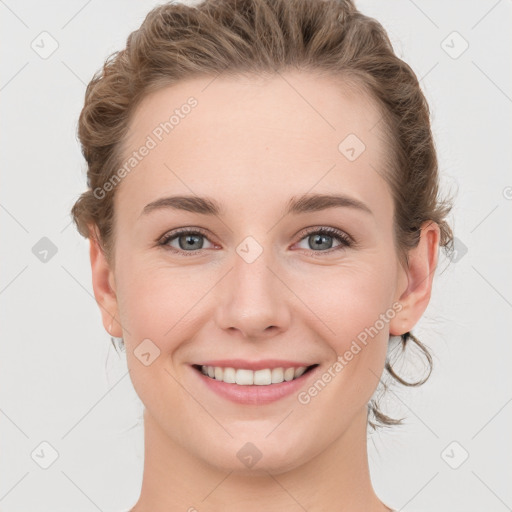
[192,359,318,371]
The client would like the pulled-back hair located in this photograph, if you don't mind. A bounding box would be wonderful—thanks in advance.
[71,0,455,430]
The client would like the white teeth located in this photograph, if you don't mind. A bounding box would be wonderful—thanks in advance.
[254,369,272,385]
[284,368,295,381]
[294,367,307,378]
[223,367,236,383]
[236,369,254,385]
[271,367,284,383]
[199,365,310,385]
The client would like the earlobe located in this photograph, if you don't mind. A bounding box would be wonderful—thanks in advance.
[389,221,440,336]
[88,227,122,337]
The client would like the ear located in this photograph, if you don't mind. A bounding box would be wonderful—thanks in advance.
[389,220,441,336]
[88,225,122,337]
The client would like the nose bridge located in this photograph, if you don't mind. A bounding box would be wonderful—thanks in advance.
[214,235,290,338]
[234,243,274,296]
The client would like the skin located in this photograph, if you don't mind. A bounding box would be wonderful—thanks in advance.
[89,71,440,512]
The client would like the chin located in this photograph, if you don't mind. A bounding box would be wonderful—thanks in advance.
[189,432,314,476]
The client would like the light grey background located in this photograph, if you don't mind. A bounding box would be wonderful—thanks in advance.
[1,1,511,511]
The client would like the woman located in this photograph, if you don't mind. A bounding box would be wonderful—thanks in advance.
[71,0,454,510]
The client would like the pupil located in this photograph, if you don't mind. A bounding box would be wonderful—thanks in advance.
[311,234,332,250]
[181,234,203,250]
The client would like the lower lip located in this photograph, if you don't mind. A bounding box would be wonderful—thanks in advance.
[191,365,319,405]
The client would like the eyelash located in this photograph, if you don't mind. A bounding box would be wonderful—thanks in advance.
[157,226,354,257]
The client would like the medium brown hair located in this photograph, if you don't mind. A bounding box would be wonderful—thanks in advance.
[71,0,455,430]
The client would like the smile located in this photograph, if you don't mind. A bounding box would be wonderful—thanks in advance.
[193,364,318,385]
[191,363,320,405]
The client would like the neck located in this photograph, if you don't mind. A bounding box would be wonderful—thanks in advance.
[130,407,392,512]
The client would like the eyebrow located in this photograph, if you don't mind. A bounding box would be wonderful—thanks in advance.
[139,193,373,218]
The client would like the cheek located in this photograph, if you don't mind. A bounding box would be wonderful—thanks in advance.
[115,258,214,347]
[301,262,395,402]
[305,262,396,341]
[114,263,199,408]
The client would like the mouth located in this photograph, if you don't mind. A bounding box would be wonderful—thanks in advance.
[191,363,320,386]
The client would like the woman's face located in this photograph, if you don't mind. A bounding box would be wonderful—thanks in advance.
[95,71,416,473]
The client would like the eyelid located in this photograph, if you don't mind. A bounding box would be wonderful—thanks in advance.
[295,225,354,245]
[157,226,217,255]
[157,225,355,255]
[292,226,354,255]
[157,226,211,245]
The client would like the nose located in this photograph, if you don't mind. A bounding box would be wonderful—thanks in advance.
[214,246,291,341]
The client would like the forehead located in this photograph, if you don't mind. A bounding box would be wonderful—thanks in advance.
[116,71,391,220]
[125,71,384,150]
